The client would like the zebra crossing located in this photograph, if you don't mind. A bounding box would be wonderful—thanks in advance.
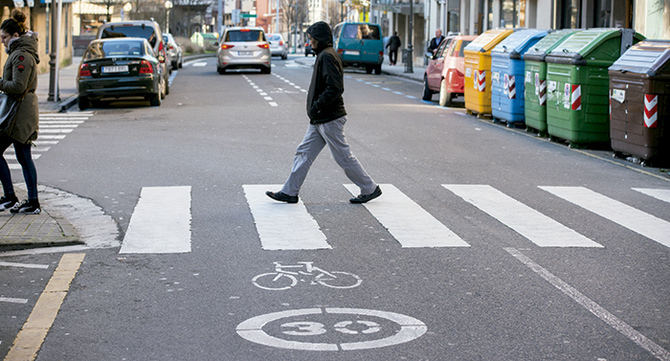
[118,183,670,254]
[244,183,670,251]
[6,112,92,170]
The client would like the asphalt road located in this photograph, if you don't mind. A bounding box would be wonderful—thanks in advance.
[1,55,669,361]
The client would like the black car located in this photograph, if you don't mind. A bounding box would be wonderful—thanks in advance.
[97,20,169,96]
[77,38,164,109]
[305,42,315,56]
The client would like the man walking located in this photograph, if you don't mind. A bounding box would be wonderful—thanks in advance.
[386,31,401,65]
[428,29,445,55]
[266,21,382,205]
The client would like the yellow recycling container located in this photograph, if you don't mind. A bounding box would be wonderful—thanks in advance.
[464,29,514,115]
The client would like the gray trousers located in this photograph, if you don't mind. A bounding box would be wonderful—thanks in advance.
[281,116,377,197]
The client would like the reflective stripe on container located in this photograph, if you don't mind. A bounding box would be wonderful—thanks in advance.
[538,79,546,106]
[571,84,581,111]
[644,94,658,128]
[474,70,486,92]
[507,74,516,99]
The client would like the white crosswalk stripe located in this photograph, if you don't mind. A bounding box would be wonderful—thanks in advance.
[345,184,469,248]
[632,188,670,204]
[120,186,192,254]
[443,184,603,247]
[243,185,330,250]
[5,112,92,170]
[540,186,670,248]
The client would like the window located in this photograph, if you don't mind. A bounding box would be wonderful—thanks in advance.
[225,30,265,42]
[559,0,581,28]
[84,40,145,60]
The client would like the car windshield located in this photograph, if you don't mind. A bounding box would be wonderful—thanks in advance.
[268,35,281,41]
[102,25,157,47]
[85,40,145,60]
[225,30,265,42]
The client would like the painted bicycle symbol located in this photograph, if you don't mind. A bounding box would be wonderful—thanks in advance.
[252,262,362,290]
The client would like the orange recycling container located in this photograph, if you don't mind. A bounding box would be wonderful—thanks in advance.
[464,29,515,115]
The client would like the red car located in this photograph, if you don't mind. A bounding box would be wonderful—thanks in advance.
[422,35,476,106]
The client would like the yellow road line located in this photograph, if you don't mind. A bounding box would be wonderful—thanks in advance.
[4,253,85,361]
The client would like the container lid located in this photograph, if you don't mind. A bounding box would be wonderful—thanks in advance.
[491,29,548,59]
[464,28,514,53]
[523,29,579,61]
[546,28,644,65]
[608,40,670,76]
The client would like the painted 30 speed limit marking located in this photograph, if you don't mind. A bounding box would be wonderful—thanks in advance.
[236,308,427,351]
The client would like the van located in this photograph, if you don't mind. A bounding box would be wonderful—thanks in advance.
[332,22,384,74]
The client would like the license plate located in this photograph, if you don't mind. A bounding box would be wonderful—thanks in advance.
[344,50,360,56]
[238,51,252,56]
[102,65,128,73]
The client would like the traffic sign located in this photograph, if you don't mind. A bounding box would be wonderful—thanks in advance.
[241,13,257,18]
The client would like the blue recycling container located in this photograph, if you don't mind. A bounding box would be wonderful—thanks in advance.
[491,29,548,125]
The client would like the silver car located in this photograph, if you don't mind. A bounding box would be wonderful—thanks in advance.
[267,33,288,59]
[217,27,271,74]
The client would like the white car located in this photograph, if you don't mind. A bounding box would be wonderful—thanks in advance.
[217,27,271,74]
[267,33,288,59]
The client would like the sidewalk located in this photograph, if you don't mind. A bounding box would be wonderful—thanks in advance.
[35,56,81,113]
[293,54,425,82]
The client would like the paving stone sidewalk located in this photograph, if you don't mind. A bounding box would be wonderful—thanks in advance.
[0,188,80,250]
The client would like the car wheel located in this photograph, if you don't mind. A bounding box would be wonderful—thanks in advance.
[164,76,170,95]
[179,56,183,68]
[78,96,89,110]
[261,66,271,74]
[217,66,226,74]
[439,78,452,107]
[149,92,161,106]
[374,64,382,75]
[365,65,373,74]
[422,76,433,101]
[282,54,287,60]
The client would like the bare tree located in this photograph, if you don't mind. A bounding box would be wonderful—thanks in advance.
[281,0,308,47]
[89,0,124,22]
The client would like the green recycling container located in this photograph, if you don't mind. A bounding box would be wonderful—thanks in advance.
[545,28,645,144]
[523,29,578,134]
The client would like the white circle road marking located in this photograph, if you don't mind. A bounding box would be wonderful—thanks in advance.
[236,308,427,351]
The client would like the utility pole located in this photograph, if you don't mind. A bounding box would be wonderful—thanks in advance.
[275,0,279,33]
[48,0,62,102]
[218,0,223,34]
[405,0,413,73]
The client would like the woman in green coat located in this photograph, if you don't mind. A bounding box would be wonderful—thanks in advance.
[0,9,40,214]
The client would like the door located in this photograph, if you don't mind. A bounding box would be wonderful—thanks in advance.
[426,39,452,90]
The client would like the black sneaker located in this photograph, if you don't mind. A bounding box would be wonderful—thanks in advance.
[0,195,18,211]
[265,191,298,204]
[10,199,41,214]
[350,185,382,204]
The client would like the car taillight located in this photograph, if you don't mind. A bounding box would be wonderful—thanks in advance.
[379,51,383,56]
[79,64,91,77]
[139,60,153,74]
[337,49,344,54]
[169,45,175,50]
[258,43,269,49]
[221,44,235,50]
[279,40,284,46]
[159,41,164,52]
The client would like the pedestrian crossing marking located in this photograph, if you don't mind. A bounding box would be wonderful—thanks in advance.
[540,186,670,248]
[344,184,470,248]
[6,112,92,171]
[243,185,331,250]
[120,186,192,254]
[632,188,670,204]
[443,184,603,248]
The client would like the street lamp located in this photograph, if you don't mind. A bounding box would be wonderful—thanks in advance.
[164,0,173,34]
[122,2,132,21]
[339,0,345,22]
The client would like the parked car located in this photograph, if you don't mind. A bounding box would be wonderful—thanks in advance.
[77,38,164,109]
[332,22,384,74]
[163,33,183,70]
[267,33,288,59]
[97,20,169,96]
[304,42,315,56]
[217,27,271,74]
[423,35,475,105]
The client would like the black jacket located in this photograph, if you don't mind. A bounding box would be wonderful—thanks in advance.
[306,21,346,124]
[386,35,401,51]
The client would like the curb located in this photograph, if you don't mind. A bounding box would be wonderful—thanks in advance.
[58,95,79,113]
[184,53,217,62]
[382,70,423,82]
